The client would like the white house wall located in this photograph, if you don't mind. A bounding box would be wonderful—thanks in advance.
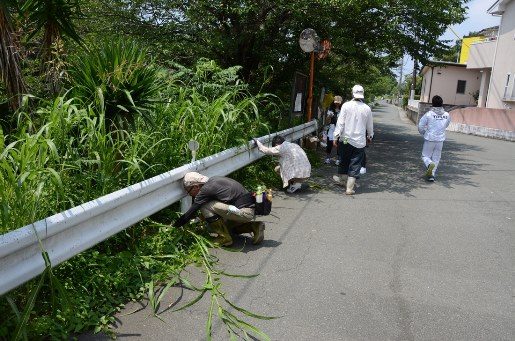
[487,0,515,109]
[467,40,496,69]
[421,66,481,106]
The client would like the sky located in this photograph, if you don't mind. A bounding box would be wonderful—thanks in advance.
[396,0,501,79]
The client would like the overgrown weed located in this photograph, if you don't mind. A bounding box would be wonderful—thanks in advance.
[0,53,286,339]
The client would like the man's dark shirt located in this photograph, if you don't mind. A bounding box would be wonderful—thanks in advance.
[174,176,253,227]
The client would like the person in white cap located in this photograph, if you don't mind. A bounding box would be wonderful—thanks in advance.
[332,85,374,195]
[173,172,265,246]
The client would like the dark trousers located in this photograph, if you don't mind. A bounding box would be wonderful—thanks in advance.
[326,137,333,154]
[337,141,365,177]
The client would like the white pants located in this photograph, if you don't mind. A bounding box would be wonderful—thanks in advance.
[421,141,443,176]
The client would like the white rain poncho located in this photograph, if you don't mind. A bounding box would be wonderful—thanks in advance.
[418,107,451,142]
[255,140,311,188]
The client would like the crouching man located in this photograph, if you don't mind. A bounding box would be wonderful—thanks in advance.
[173,172,265,246]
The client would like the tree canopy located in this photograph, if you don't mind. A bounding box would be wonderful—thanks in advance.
[1,0,470,111]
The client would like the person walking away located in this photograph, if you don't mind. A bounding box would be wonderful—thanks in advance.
[325,112,337,164]
[254,135,311,193]
[332,85,374,195]
[173,172,265,246]
[418,95,451,182]
[327,96,343,165]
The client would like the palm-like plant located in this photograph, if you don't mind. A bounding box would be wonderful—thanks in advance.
[68,38,163,127]
[22,0,82,57]
[21,0,82,93]
[0,0,26,111]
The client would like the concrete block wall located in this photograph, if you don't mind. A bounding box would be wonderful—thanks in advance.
[403,104,514,141]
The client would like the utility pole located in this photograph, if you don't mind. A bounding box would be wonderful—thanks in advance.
[306,51,315,122]
[410,60,417,100]
[397,56,404,105]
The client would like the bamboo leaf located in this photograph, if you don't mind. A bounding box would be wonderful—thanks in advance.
[222,297,280,320]
[12,268,48,341]
[6,297,27,341]
[223,310,271,341]
[171,289,207,312]
[217,271,259,279]
[206,295,215,340]
[179,276,203,291]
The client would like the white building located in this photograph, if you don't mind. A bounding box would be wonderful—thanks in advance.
[419,61,481,106]
[467,0,515,109]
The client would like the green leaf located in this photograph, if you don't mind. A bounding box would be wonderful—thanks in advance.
[223,310,271,341]
[171,289,207,312]
[223,297,280,320]
[206,295,215,340]
[217,271,259,279]
[12,268,48,341]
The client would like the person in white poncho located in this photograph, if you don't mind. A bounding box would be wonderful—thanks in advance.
[254,135,311,193]
[418,95,451,182]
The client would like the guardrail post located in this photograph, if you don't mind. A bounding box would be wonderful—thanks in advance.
[180,197,191,213]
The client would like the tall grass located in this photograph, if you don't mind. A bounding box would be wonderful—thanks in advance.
[0,46,281,338]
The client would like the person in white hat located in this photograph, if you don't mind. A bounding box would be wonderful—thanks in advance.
[173,172,265,246]
[332,85,374,195]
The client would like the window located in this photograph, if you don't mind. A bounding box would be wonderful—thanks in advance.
[511,74,515,99]
[504,74,511,99]
[456,80,466,94]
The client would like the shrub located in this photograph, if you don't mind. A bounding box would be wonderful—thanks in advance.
[68,38,163,127]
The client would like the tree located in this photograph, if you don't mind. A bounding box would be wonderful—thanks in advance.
[0,0,26,111]
[79,0,469,98]
[22,0,83,93]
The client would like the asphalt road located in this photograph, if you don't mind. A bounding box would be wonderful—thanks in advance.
[82,103,514,341]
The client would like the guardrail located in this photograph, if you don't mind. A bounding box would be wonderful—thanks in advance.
[407,99,420,111]
[0,120,317,295]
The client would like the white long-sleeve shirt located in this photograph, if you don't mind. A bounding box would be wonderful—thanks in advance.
[255,140,311,188]
[333,99,373,148]
[418,107,451,142]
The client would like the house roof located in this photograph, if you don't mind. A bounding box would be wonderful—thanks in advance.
[488,0,513,15]
[420,60,467,75]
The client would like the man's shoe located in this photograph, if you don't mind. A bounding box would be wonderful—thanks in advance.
[324,157,331,164]
[287,182,302,193]
[345,176,356,195]
[251,222,265,245]
[213,235,234,246]
[425,163,435,178]
[208,219,233,246]
[428,176,435,182]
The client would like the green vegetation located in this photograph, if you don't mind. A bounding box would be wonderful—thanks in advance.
[1,0,471,338]
[0,40,280,339]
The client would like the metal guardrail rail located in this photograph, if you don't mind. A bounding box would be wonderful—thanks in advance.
[0,120,317,295]
[407,99,420,111]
